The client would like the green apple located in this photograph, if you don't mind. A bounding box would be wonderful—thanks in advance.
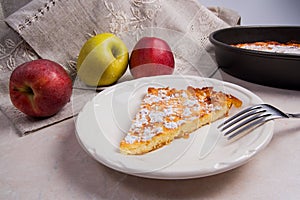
[76,33,129,86]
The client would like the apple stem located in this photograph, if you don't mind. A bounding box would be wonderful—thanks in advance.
[111,48,118,59]
[26,87,34,96]
[15,86,34,96]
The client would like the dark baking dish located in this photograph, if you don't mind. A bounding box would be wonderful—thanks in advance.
[209,26,300,90]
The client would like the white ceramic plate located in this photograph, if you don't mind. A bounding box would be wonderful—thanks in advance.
[75,75,274,179]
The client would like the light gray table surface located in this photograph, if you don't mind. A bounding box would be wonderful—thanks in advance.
[1,1,300,199]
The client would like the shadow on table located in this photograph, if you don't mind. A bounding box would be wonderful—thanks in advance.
[59,127,245,199]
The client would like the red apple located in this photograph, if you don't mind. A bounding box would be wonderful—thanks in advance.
[9,59,73,118]
[129,37,175,78]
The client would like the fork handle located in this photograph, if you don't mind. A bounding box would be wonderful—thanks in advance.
[287,113,300,118]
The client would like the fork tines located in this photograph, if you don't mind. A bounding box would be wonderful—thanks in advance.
[218,104,273,139]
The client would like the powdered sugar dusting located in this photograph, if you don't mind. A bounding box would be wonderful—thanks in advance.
[124,87,223,144]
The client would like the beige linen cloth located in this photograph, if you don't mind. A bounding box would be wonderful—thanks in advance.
[0,0,240,136]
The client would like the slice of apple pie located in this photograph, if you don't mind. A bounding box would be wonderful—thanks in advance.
[120,86,242,155]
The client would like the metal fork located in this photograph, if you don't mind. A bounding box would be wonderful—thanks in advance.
[218,104,300,140]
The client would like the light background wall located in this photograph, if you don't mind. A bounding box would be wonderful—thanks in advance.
[199,0,300,25]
